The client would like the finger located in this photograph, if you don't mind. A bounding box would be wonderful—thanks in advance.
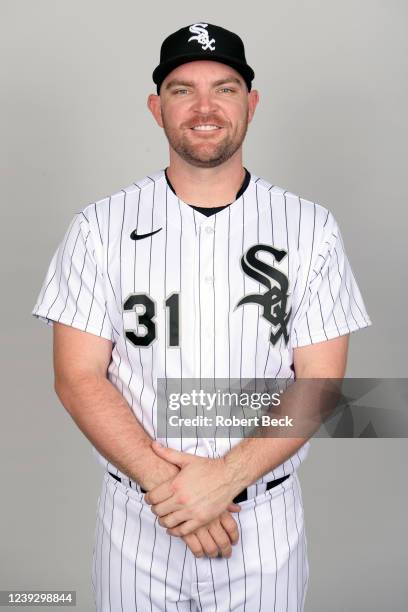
[219,512,239,545]
[144,482,173,505]
[207,522,233,558]
[158,509,190,529]
[182,533,204,558]
[167,518,201,537]
[151,498,185,519]
[194,527,221,558]
[227,502,241,513]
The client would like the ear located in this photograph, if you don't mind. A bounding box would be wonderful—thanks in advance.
[147,93,164,128]
[247,89,259,124]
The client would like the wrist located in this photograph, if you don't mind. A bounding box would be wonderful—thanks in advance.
[220,454,249,498]
[143,461,180,491]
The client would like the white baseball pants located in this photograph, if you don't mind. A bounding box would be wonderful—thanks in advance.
[92,470,309,611]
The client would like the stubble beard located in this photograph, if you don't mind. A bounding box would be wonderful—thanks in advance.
[162,116,249,169]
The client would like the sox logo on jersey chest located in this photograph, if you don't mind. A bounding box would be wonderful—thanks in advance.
[236,244,291,346]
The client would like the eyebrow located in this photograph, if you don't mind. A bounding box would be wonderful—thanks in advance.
[164,76,243,90]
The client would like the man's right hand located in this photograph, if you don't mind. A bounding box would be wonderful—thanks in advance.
[141,444,241,557]
[181,510,240,558]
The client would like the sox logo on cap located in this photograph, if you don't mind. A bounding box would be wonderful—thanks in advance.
[188,22,216,51]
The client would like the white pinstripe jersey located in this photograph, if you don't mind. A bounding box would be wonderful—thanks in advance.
[32,169,372,485]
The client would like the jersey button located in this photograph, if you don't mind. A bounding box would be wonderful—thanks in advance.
[205,226,214,234]
[204,275,214,283]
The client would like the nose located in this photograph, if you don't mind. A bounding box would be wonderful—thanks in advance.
[191,90,218,115]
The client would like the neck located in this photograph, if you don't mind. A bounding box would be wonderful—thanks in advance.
[166,151,246,207]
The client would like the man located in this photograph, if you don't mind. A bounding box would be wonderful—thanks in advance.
[32,22,372,611]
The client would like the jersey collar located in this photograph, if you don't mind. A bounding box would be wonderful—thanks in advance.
[164,167,251,207]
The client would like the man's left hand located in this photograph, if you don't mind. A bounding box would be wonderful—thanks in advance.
[143,441,241,536]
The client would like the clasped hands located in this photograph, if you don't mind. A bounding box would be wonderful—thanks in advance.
[144,441,242,559]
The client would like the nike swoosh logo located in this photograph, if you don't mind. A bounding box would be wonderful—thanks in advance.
[130,227,162,240]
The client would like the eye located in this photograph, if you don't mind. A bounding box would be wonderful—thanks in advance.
[173,89,189,95]
[218,87,235,93]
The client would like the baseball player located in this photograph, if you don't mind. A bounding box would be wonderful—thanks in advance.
[32,22,372,611]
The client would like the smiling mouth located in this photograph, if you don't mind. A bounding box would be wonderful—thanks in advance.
[190,124,222,131]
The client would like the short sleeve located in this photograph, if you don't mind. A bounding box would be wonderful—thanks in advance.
[291,212,372,347]
[31,211,113,340]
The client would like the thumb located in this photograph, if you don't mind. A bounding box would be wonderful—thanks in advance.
[151,440,190,467]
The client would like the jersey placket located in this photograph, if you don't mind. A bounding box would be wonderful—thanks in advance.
[196,216,217,456]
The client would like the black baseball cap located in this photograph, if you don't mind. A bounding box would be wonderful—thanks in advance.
[152,22,255,94]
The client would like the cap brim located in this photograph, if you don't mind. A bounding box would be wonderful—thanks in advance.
[152,53,255,91]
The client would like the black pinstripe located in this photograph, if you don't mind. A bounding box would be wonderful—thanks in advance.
[119,492,129,612]
[69,229,90,326]
[208,559,218,610]
[196,214,201,456]
[253,499,263,611]
[134,503,144,611]
[212,215,217,458]
[255,182,260,385]
[163,533,172,612]
[55,224,82,320]
[282,483,291,612]
[238,194,246,440]
[236,511,247,609]
[334,246,360,327]
[164,183,169,448]
[107,197,121,313]
[148,177,157,441]
[194,557,203,611]
[332,246,351,332]
[36,216,75,310]
[227,205,231,449]
[119,192,138,422]
[292,202,316,323]
[268,491,279,612]
[99,479,108,609]
[108,485,118,611]
[176,545,189,609]
[178,195,186,451]
[148,515,159,612]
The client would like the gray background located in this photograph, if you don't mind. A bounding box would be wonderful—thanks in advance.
[1,0,407,610]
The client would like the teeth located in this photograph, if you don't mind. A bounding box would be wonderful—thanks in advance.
[192,125,220,131]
